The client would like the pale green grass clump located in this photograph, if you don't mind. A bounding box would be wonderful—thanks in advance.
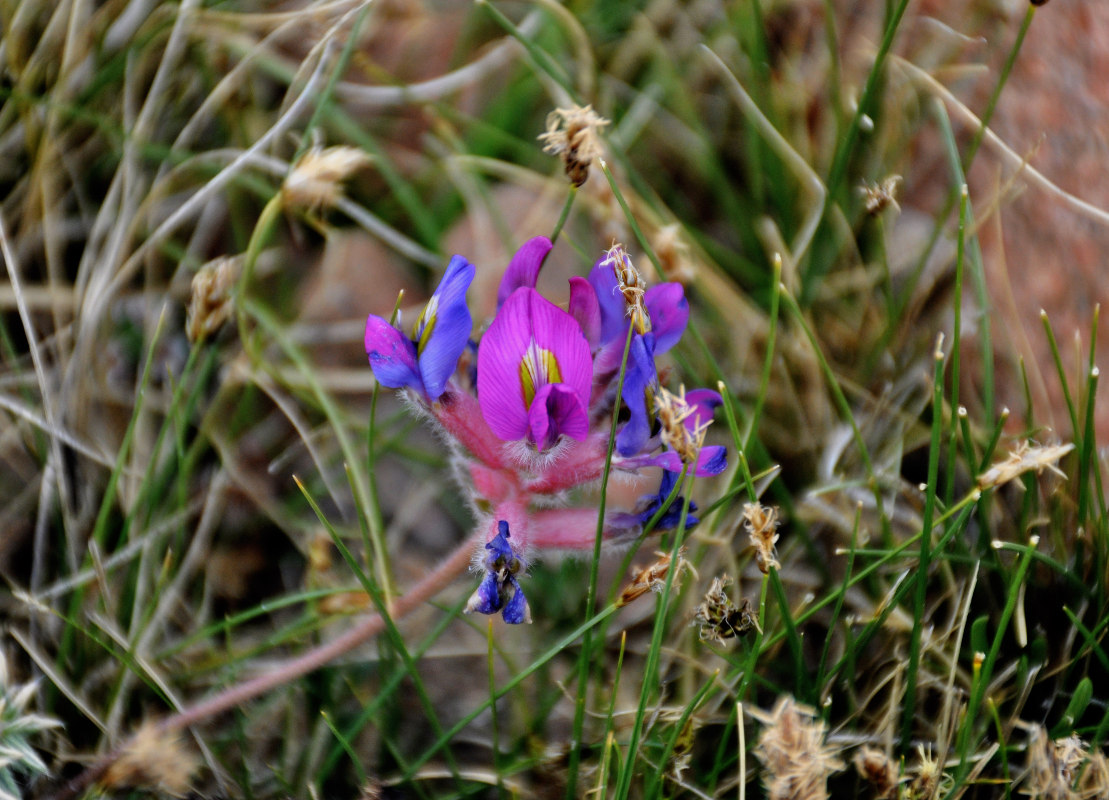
[1,1,1107,799]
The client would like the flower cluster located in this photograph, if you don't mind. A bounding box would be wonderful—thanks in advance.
[364,237,726,623]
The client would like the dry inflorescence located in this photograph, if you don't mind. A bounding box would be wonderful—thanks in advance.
[977,441,1074,490]
[617,547,695,607]
[281,145,371,211]
[751,696,844,800]
[744,502,780,573]
[693,575,759,644]
[101,723,196,797]
[1022,726,1109,800]
[538,104,610,187]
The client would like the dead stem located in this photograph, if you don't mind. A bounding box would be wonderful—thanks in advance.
[44,535,478,800]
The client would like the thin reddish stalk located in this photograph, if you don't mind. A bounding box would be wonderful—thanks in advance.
[46,536,477,800]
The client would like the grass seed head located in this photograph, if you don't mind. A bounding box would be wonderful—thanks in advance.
[655,385,711,466]
[617,547,694,607]
[977,441,1074,490]
[282,145,371,211]
[854,746,900,799]
[693,575,760,643]
[744,503,781,573]
[186,255,240,342]
[752,696,844,800]
[538,104,609,187]
[601,243,651,334]
[1022,726,1108,800]
[101,723,196,797]
[861,175,903,215]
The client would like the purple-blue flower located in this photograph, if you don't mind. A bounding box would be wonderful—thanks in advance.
[477,287,592,451]
[465,521,531,624]
[364,255,475,402]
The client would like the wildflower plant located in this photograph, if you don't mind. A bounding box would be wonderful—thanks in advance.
[364,238,726,622]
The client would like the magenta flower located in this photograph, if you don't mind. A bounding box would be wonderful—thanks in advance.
[477,287,592,451]
[364,255,475,402]
[496,236,554,307]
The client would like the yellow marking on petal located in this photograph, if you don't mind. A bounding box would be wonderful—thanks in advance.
[412,295,440,355]
[519,339,562,407]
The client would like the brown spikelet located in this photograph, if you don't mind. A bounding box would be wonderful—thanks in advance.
[600,243,650,333]
[186,255,240,342]
[751,696,844,800]
[101,723,196,797]
[617,547,694,607]
[744,503,780,574]
[281,145,371,211]
[654,224,695,284]
[854,746,900,799]
[538,104,609,187]
[861,175,902,215]
[655,385,711,467]
[693,575,759,644]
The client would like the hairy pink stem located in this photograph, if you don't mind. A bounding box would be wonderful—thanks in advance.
[433,388,507,468]
[47,535,478,800]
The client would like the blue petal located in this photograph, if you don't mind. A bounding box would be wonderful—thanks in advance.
[638,471,699,530]
[587,256,626,345]
[418,255,476,400]
[644,284,689,354]
[502,577,530,624]
[615,333,657,457]
[467,570,504,615]
[365,315,425,396]
[485,520,514,564]
[696,445,728,476]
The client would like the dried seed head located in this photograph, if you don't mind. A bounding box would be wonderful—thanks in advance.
[282,145,371,211]
[655,224,695,284]
[907,744,951,799]
[977,441,1074,490]
[102,723,197,797]
[1022,726,1108,800]
[600,243,650,334]
[186,255,240,342]
[861,175,902,215]
[655,385,711,466]
[751,696,844,800]
[744,503,780,574]
[538,104,609,187]
[854,746,899,799]
[693,575,760,644]
[617,547,695,607]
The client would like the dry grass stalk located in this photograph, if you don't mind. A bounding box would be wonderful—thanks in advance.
[751,696,844,800]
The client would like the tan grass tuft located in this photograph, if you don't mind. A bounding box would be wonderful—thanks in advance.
[101,723,196,797]
[282,145,371,211]
[1022,726,1109,800]
[751,696,844,800]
